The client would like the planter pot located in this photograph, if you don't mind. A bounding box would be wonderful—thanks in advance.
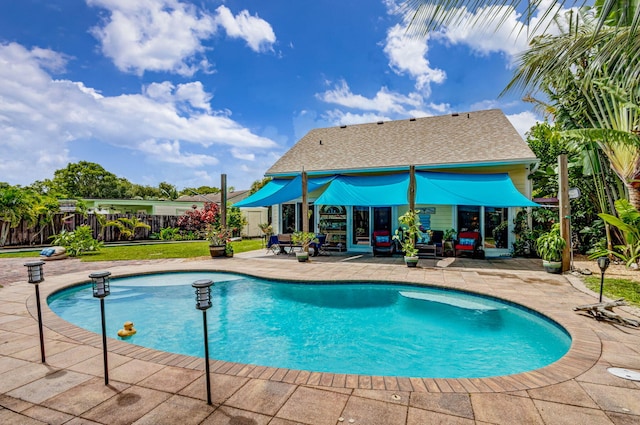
[542,260,562,274]
[209,245,226,258]
[225,251,234,258]
[404,256,419,268]
[296,252,309,262]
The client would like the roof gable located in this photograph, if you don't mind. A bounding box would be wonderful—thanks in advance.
[266,109,536,175]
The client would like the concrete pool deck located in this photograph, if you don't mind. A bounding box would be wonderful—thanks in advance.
[0,251,639,424]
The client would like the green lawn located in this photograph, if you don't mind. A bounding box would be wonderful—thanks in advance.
[0,239,264,262]
[583,276,640,307]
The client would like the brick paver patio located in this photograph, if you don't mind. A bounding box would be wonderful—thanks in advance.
[1,251,639,424]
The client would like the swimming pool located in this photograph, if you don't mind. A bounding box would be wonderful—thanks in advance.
[48,272,571,378]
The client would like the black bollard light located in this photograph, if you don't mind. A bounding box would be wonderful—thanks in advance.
[24,260,46,363]
[192,279,214,405]
[597,256,610,303]
[90,271,111,385]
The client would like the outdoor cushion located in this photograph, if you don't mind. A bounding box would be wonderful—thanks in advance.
[459,238,475,246]
[375,235,390,244]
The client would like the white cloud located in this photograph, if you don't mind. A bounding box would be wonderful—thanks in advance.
[506,110,540,138]
[323,110,392,126]
[138,139,219,166]
[214,5,276,53]
[424,0,568,60]
[87,0,217,76]
[384,24,446,94]
[317,80,423,114]
[87,0,276,76]
[0,42,278,185]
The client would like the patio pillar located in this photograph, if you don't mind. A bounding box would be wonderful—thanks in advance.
[221,174,227,230]
[409,165,416,212]
[558,155,571,272]
[301,170,309,234]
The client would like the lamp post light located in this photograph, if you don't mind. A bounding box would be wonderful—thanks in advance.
[24,260,46,363]
[89,271,111,385]
[192,279,214,405]
[597,256,610,303]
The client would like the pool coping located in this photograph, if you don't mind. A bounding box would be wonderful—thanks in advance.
[28,260,603,394]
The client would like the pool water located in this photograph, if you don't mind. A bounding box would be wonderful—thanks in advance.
[48,272,571,378]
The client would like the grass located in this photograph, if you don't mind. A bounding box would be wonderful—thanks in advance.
[583,276,640,307]
[0,239,264,262]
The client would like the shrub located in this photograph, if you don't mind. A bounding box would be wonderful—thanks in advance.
[50,225,103,256]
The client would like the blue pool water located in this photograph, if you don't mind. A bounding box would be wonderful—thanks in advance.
[48,272,571,378]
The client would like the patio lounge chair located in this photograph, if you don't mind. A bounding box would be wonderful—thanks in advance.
[455,231,482,258]
[372,230,394,256]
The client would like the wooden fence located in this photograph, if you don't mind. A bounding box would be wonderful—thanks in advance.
[3,213,181,247]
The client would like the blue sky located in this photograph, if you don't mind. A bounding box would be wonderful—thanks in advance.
[0,0,559,191]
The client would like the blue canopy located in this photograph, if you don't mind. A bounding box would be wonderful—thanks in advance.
[315,173,410,206]
[415,171,538,207]
[233,175,335,207]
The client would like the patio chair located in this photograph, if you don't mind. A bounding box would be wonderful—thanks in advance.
[454,231,482,258]
[372,230,394,256]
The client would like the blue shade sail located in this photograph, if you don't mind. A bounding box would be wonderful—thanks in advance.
[233,175,335,207]
[315,173,410,206]
[415,172,538,207]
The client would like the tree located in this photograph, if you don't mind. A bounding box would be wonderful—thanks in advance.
[158,182,178,199]
[51,161,131,199]
[0,185,36,246]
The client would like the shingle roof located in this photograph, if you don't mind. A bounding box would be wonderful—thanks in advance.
[266,109,536,175]
[176,190,249,204]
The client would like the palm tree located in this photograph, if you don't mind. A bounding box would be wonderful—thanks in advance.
[402,0,640,88]
[0,186,35,246]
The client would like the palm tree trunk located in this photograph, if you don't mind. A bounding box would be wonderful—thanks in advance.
[628,181,640,212]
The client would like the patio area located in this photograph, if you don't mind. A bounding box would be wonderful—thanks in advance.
[0,251,639,425]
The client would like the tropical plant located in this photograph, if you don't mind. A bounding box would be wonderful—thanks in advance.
[292,231,318,250]
[258,222,273,236]
[153,227,182,241]
[206,224,230,246]
[590,199,640,266]
[177,202,220,233]
[0,185,36,246]
[443,228,457,241]
[50,225,103,256]
[393,209,421,257]
[403,0,640,81]
[104,216,152,240]
[535,223,567,262]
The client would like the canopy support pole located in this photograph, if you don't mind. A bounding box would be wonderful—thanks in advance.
[558,155,571,273]
[409,165,416,211]
[301,170,309,251]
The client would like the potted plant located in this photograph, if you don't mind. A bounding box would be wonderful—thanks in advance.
[393,210,421,267]
[535,223,566,273]
[442,228,456,256]
[292,231,318,262]
[225,242,234,258]
[206,224,229,258]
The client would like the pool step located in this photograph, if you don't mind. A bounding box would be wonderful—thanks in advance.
[399,291,504,312]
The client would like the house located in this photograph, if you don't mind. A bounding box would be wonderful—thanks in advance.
[84,191,268,237]
[236,109,538,257]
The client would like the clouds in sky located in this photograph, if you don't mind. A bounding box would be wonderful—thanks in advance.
[0,42,275,185]
[88,0,276,76]
[0,0,552,188]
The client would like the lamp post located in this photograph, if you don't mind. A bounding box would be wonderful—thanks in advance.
[597,256,610,303]
[89,271,111,385]
[24,260,46,363]
[192,279,214,405]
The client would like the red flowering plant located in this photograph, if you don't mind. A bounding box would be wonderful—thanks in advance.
[177,202,220,235]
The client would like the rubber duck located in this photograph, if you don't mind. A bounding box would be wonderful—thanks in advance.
[117,321,137,338]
